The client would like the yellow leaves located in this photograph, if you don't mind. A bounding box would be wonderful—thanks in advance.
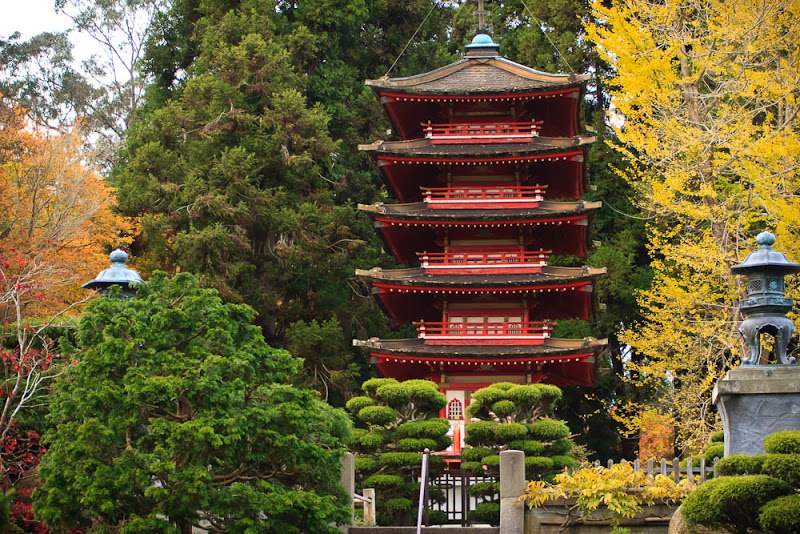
[522,462,693,521]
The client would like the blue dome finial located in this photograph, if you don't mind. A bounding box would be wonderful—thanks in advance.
[756,231,776,247]
[109,249,129,263]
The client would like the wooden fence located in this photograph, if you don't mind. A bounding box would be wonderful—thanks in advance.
[568,457,720,483]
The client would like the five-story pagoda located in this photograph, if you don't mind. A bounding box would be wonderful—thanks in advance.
[355,5,607,448]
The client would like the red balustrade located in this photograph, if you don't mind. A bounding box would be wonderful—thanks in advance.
[416,249,551,274]
[423,121,543,144]
[414,320,553,345]
[421,184,546,208]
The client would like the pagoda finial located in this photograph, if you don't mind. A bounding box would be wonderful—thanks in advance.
[474,0,490,32]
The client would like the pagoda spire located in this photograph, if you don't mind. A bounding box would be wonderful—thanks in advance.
[473,0,490,33]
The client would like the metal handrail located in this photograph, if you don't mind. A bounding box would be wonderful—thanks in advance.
[423,120,543,140]
[421,184,547,202]
[416,249,551,266]
[414,320,552,337]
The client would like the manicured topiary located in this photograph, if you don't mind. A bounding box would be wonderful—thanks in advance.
[682,475,793,534]
[710,430,724,443]
[468,481,499,497]
[716,454,766,476]
[348,378,449,526]
[764,430,800,455]
[461,383,578,526]
[703,442,724,463]
[761,454,800,488]
[759,494,800,534]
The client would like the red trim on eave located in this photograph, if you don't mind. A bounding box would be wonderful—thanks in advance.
[374,214,589,226]
[373,280,592,293]
[376,150,583,165]
[371,352,594,364]
[378,87,580,102]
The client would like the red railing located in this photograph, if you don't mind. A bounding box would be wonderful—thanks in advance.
[416,249,551,268]
[423,121,543,144]
[414,320,552,344]
[421,184,546,207]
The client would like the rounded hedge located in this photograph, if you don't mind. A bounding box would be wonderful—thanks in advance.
[468,481,499,496]
[711,430,725,443]
[468,502,500,526]
[461,447,493,462]
[464,421,496,445]
[550,455,577,470]
[506,439,545,456]
[704,442,724,463]
[716,454,766,476]
[682,475,793,532]
[762,454,800,488]
[358,405,400,426]
[492,400,516,418]
[759,494,800,534]
[529,418,570,440]
[547,439,574,455]
[361,377,396,397]
[354,456,377,473]
[460,461,484,475]
[378,452,423,469]
[346,396,376,414]
[364,474,405,488]
[506,384,561,407]
[357,430,387,451]
[384,497,413,513]
[764,430,800,455]
[397,438,439,452]
[375,383,412,407]
[492,423,528,444]
[525,456,554,472]
[482,455,500,468]
[470,388,506,407]
[396,419,449,439]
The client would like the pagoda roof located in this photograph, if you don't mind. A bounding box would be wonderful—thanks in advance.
[359,136,594,160]
[366,57,591,96]
[356,265,606,289]
[354,336,606,360]
[359,200,601,223]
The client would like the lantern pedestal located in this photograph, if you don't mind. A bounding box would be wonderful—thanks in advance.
[713,366,800,455]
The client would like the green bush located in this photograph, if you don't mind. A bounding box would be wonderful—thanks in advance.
[762,454,800,488]
[460,461,484,475]
[384,497,414,513]
[468,481,499,496]
[461,447,493,462]
[550,455,578,470]
[482,455,500,468]
[364,474,405,489]
[361,378,396,397]
[682,475,793,533]
[346,396,375,413]
[358,406,400,426]
[492,423,528,443]
[492,400,516,417]
[759,494,800,534]
[711,430,724,443]
[547,439,574,455]
[396,419,449,439]
[704,442,724,463]
[491,382,517,392]
[356,430,387,451]
[464,421,496,445]
[428,510,448,525]
[468,502,500,526]
[716,454,767,476]
[375,383,412,407]
[529,418,570,440]
[525,456,554,472]
[470,388,506,407]
[354,456,377,473]
[378,452,422,469]
[396,438,438,452]
[764,430,800,455]
[507,439,545,455]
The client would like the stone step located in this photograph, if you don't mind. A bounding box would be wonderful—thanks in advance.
[348,528,499,534]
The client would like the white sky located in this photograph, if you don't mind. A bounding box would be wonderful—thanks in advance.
[0,0,94,62]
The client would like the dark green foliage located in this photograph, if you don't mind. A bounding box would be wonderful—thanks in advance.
[460,461,484,475]
[348,378,449,526]
[547,439,574,455]
[761,455,800,488]
[428,510,448,525]
[529,418,571,441]
[759,494,800,534]
[464,422,496,445]
[492,423,528,444]
[492,400,516,417]
[33,272,352,533]
[461,447,493,462]
[507,440,546,456]
[550,455,578,470]
[468,502,501,527]
[704,442,725,463]
[764,431,800,455]
[468,482,499,497]
[682,475,793,534]
[711,430,725,443]
[716,455,767,476]
[525,456,555,472]
[482,455,500,469]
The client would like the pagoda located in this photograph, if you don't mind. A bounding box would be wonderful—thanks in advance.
[354,5,607,448]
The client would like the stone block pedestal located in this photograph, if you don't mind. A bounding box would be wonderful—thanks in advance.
[713,366,800,455]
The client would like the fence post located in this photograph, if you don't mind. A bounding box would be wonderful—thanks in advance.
[686,458,693,482]
[341,452,355,529]
[700,458,707,482]
[363,488,376,525]
[647,458,654,477]
[661,458,668,477]
[500,450,525,534]
[673,457,680,483]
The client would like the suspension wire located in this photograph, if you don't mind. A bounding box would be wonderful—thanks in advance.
[384,2,439,78]
[519,0,577,75]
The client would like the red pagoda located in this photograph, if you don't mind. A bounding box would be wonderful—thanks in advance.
[354,17,607,450]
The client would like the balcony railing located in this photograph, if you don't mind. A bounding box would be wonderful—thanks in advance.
[416,249,551,274]
[423,121,543,144]
[414,320,552,345]
[421,184,546,209]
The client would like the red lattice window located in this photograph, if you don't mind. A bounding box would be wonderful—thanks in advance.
[447,398,463,420]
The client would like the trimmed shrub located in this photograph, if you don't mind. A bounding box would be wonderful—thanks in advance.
[460,461,484,475]
[762,454,800,488]
[361,378,396,397]
[492,423,528,443]
[764,430,800,455]
[704,442,724,463]
[468,481,499,496]
[547,438,574,455]
[470,388,506,407]
[396,419,449,439]
[529,418,570,440]
[384,497,413,513]
[346,396,375,413]
[482,455,500,468]
[550,455,578,470]
[364,474,405,489]
[491,400,516,417]
[464,421,496,445]
[759,494,800,534]
[507,439,545,455]
[461,447,493,462]
[428,510,448,525]
[711,430,724,443]
[378,452,422,468]
[356,430,387,451]
[396,438,438,452]
[716,454,766,476]
[354,456,377,473]
[682,475,793,533]
[468,502,500,526]
[374,383,412,407]
[358,406,400,426]
[525,456,554,473]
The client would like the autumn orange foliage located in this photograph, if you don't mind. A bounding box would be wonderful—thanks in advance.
[0,100,133,317]
[638,410,675,461]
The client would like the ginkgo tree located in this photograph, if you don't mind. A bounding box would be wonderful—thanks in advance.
[586,0,800,451]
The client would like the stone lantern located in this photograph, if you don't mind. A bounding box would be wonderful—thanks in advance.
[82,249,143,298]
[731,231,800,365]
